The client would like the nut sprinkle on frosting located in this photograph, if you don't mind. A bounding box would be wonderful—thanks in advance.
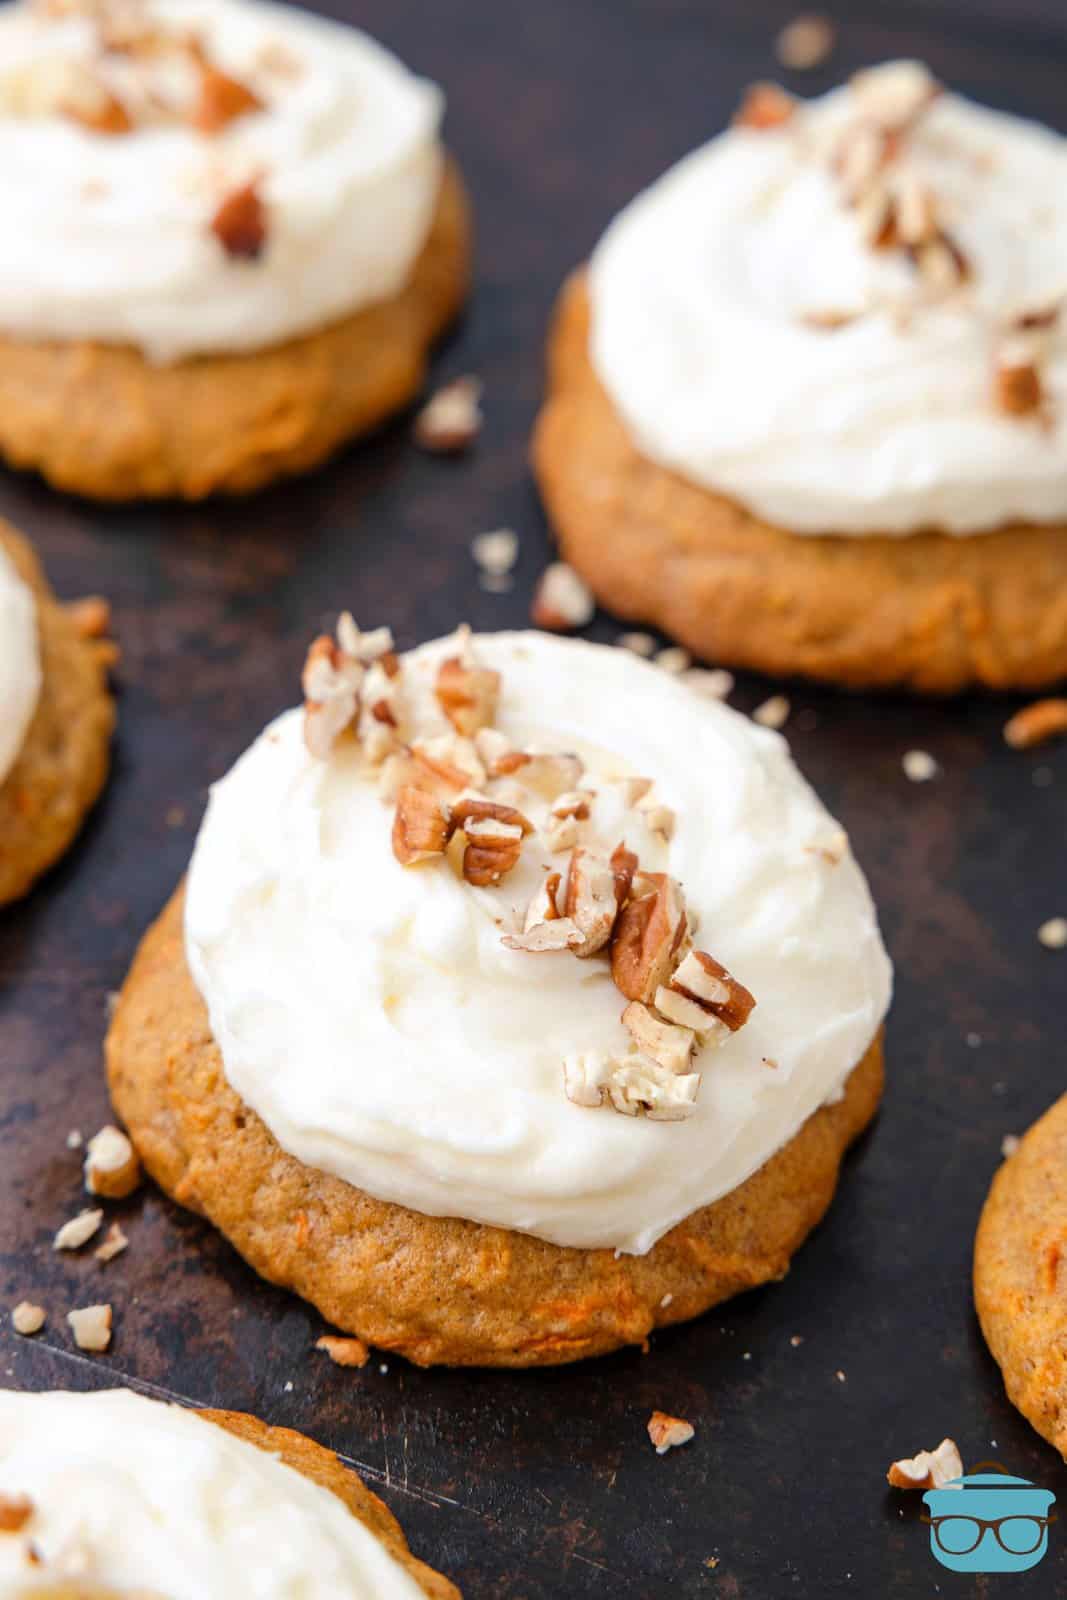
[302,619,758,1123]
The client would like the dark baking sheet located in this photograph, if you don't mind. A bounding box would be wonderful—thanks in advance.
[2,1,1066,1595]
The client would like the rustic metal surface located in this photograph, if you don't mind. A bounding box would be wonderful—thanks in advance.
[2,1,1066,1595]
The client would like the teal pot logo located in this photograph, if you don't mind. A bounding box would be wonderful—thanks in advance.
[923,1466,1056,1573]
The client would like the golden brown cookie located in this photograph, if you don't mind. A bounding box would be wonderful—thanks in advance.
[974,1094,1067,1461]
[0,522,114,906]
[107,885,884,1369]
[532,273,1067,693]
[0,164,470,502]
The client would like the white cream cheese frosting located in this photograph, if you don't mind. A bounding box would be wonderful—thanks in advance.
[0,0,443,362]
[0,1388,425,1599]
[0,545,41,787]
[185,631,892,1255]
[589,68,1067,535]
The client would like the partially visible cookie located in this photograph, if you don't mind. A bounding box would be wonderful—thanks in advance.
[0,522,114,906]
[533,272,1067,693]
[0,1,471,500]
[0,1387,459,1597]
[974,1094,1067,1461]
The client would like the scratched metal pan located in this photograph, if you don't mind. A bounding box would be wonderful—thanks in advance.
[2,1,1066,1594]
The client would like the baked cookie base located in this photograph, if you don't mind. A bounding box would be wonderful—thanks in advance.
[533,272,1067,693]
[0,163,471,502]
[0,522,114,906]
[974,1093,1067,1461]
[204,1409,460,1598]
[107,885,884,1368]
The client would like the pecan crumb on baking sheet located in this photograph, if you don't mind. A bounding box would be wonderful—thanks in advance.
[775,14,836,72]
[647,1411,696,1454]
[415,376,483,453]
[887,1437,963,1490]
[11,1301,46,1336]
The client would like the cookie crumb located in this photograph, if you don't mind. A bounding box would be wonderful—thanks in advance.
[617,631,656,657]
[1038,916,1067,950]
[11,1301,45,1337]
[68,1303,112,1352]
[647,1411,695,1454]
[1004,698,1067,750]
[753,695,791,730]
[887,1438,963,1490]
[531,562,595,631]
[315,1334,370,1368]
[84,1125,141,1199]
[53,1208,104,1252]
[902,749,939,782]
[775,14,835,71]
[414,376,483,454]
[94,1222,129,1263]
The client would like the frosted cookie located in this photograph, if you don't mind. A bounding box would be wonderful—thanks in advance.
[534,63,1067,691]
[0,520,114,905]
[108,624,891,1366]
[974,1094,1067,1461]
[0,1387,458,1597]
[0,0,470,499]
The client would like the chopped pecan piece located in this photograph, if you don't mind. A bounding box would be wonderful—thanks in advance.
[562,846,620,956]
[1004,698,1067,749]
[531,562,595,631]
[414,376,483,453]
[302,636,361,759]
[0,1493,34,1532]
[84,1124,141,1199]
[606,1058,700,1120]
[503,874,584,952]
[636,790,675,840]
[94,1222,129,1263]
[392,786,452,867]
[610,842,639,906]
[733,82,795,129]
[622,1001,695,1074]
[850,61,940,131]
[193,64,264,134]
[887,1438,963,1490]
[210,179,267,259]
[562,1051,611,1107]
[611,874,688,1002]
[995,350,1043,417]
[775,14,835,71]
[11,1301,45,1337]
[67,1303,112,1352]
[452,797,532,887]
[435,654,501,737]
[515,752,585,801]
[655,950,756,1038]
[53,1208,104,1252]
[647,1411,696,1453]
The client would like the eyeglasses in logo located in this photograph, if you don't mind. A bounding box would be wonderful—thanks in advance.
[922,1463,1056,1574]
